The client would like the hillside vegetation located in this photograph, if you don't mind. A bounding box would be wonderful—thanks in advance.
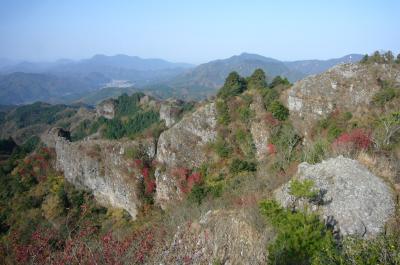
[0,51,399,264]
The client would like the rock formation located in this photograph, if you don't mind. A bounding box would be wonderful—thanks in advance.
[43,127,156,219]
[159,99,183,127]
[249,91,270,161]
[160,209,272,265]
[285,63,400,138]
[275,156,395,237]
[96,98,116,119]
[155,103,217,208]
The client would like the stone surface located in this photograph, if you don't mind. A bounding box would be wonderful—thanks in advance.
[159,209,271,265]
[96,99,116,119]
[275,156,395,237]
[249,91,270,161]
[44,128,155,219]
[285,63,400,138]
[159,100,183,127]
[155,103,217,208]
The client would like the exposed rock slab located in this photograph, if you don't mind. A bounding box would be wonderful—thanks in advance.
[44,128,155,219]
[155,103,217,208]
[249,91,270,161]
[275,156,395,237]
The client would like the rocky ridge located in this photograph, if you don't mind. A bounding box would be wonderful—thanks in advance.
[285,63,400,138]
[43,127,156,219]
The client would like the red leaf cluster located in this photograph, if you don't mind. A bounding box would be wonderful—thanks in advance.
[332,128,372,152]
[172,167,202,194]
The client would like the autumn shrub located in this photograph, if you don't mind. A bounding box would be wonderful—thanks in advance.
[332,128,372,156]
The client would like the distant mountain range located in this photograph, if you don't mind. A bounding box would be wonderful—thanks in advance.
[0,53,363,105]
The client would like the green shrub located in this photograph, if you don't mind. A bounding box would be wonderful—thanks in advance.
[229,158,257,174]
[216,100,231,125]
[372,87,398,106]
[289,179,318,201]
[269,101,289,121]
[261,88,279,109]
[237,105,254,122]
[188,183,208,205]
[327,125,343,141]
[214,138,232,158]
[260,200,336,265]
[217,72,247,99]
[270,76,290,88]
[247,69,267,90]
[302,139,329,164]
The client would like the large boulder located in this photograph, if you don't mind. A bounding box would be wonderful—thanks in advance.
[285,63,400,138]
[275,156,395,237]
[155,103,217,208]
[44,128,155,219]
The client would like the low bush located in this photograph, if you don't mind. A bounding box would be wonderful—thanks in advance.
[216,100,231,125]
[260,199,336,265]
[302,139,329,164]
[269,101,289,121]
[229,158,257,174]
[373,87,398,106]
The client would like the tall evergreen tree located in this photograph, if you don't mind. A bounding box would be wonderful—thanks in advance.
[248,69,267,90]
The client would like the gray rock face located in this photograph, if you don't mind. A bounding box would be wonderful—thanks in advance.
[159,103,180,127]
[285,63,400,138]
[96,99,116,119]
[275,156,395,237]
[156,103,217,168]
[159,209,271,265]
[155,103,217,208]
[45,128,155,219]
[249,92,270,161]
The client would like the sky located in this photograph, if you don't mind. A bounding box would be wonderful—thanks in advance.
[0,0,399,64]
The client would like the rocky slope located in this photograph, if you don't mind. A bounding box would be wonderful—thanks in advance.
[285,63,400,138]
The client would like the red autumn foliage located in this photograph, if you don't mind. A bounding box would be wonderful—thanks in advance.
[134,159,143,168]
[267,143,277,155]
[141,167,156,194]
[172,167,202,194]
[332,128,372,153]
[264,112,280,127]
[11,222,162,265]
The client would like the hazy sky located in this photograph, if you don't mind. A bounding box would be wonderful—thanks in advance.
[0,0,399,64]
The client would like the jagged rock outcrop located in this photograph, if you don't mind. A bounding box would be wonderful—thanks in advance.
[159,99,183,127]
[43,128,156,219]
[155,103,217,208]
[275,156,395,237]
[96,99,116,119]
[249,91,270,161]
[159,209,272,265]
[285,63,400,138]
